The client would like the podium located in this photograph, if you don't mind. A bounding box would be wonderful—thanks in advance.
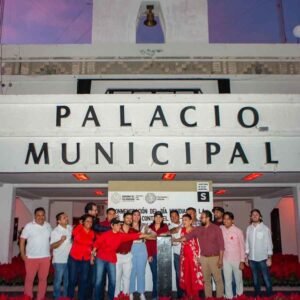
[157,235,172,297]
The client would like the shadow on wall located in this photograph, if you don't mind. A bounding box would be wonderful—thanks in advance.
[277,197,297,255]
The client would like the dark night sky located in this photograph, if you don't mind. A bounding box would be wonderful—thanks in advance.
[2,0,300,44]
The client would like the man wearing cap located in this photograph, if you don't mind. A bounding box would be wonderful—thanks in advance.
[93,218,151,300]
[212,206,225,226]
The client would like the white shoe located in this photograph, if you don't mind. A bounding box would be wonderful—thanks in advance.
[130,293,134,300]
[140,293,146,300]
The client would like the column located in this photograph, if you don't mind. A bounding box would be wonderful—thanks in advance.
[293,185,300,262]
[0,184,16,263]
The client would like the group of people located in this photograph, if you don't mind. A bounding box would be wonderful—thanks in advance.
[171,207,273,300]
[19,204,273,300]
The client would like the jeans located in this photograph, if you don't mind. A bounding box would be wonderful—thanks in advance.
[173,253,184,298]
[95,257,116,300]
[67,256,91,300]
[53,263,68,299]
[129,243,147,294]
[249,260,272,297]
[149,255,158,299]
[86,264,96,300]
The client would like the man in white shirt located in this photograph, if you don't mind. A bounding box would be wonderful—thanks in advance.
[19,207,52,300]
[169,209,183,299]
[221,212,245,299]
[245,209,273,297]
[50,212,72,299]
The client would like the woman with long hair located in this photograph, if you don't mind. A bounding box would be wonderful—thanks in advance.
[67,214,95,300]
[129,210,153,300]
[180,214,204,300]
[146,211,169,300]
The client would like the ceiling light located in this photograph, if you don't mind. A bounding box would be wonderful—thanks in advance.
[95,190,105,196]
[214,189,227,195]
[243,173,263,181]
[72,173,90,181]
[162,173,176,180]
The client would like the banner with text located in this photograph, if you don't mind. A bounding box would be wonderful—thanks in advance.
[108,181,213,223]
[0,94,299,172]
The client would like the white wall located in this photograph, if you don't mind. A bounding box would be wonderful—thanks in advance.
[0,185,16,263]
[15,197,33,229]
[12,197,34,256]
[2,76,77,95]
[92,0,208,43]
[3,75,300,95]
[230,76,300,94]
[277,197,298,255]
[72,202,86,219]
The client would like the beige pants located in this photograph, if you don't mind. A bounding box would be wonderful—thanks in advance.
[200,256,224,298]
[223,260,243,299]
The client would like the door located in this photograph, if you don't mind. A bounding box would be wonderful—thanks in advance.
[271,208,282,253]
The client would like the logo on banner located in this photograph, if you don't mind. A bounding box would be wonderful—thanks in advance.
[145,193,157,204]
[111,192,122,204]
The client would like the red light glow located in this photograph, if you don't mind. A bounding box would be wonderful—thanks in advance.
[72,173,90,181]
[162,173,176,180]
[95,190,105,196]
[214,189,227,195]
[243,173,263,181]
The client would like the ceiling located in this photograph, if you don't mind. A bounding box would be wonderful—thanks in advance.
[0,172,298,201]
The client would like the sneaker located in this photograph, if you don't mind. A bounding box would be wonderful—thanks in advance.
[140,293,146,300]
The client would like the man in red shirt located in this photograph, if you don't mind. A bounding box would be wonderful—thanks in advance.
[114,212,137,298]
[93,218,150,300]
[84,203,113,300]
[100,207,117,228]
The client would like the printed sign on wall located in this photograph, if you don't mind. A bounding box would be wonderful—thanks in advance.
[108,181,213,223]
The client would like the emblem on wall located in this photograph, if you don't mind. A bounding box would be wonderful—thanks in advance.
[111,192,122,204]
[145,192,157,204]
